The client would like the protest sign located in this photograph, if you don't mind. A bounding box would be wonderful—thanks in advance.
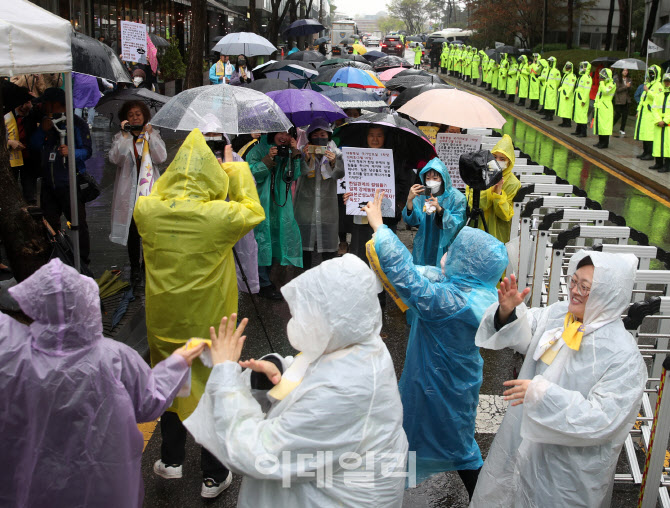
[342,147,395,217]
[418,125,439,145]
[121,21,148,63]
[435,133,482,189]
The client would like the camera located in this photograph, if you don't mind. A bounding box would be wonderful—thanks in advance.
[206,139,228,159]
[276,145,290,158]
[123,123,144,133]
[458,150,502,191]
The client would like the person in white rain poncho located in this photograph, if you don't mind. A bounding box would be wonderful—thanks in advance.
[470,250,647,508]
[184,254,409,508]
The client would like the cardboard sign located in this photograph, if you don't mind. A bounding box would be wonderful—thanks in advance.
[418,125,439,145]
[342,147,395,217]
[435,132,482,189]
[121,21,148,63]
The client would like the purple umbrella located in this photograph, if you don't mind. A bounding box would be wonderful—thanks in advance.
[266,89,347,127]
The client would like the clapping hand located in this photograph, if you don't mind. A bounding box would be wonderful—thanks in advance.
[209,313,249,365]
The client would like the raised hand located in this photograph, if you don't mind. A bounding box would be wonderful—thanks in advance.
[209,314,249,365]
[497,274,530,324]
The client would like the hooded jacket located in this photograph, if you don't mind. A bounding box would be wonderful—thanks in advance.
[465,134,521,244]
[374,225,508,483]
[651,74,670,158]
[506,56,519,95]
[471,250,647,508]
[402,157,466,267]
[594,69,616,136]
[247,134,304,267]
[184,254,408,507]
[543,57,562,110]
[635,64,664,141]
[0,259,189,508]
[573,61,593,124]
[538,59,550,106]
[135,129,265,420]
[529,57,542,100]
[497,53,509,91]
[518,55,530,98]
[557,63,577,119]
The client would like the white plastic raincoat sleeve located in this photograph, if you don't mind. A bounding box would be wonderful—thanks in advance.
[186,361,374,481]
[521,355,647,447]
[475,302,547,355]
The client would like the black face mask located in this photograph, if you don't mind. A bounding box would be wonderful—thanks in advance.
[311,137,329,146]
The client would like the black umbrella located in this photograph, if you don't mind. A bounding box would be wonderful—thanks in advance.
[339,37,356,45]
[284,19,325,37]
[373,56,412,71]
[71,31,132,83]
[337,112,437,166]
[260,60,319,76]
[495,45,519,55]
[385,74,438,92]
[396,68,432,77]
[339,54,370,63]
[314,37,329,45]
[590,56,619,66]
[389,82,454,110]
[242,78,298,92]
[149,33,170,48]
[285,50,327,63]
[364,50,386,62]
[319,60,373,71]
[96,87,168,124]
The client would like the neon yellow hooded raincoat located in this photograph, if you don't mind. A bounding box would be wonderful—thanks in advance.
[135,129,265,419]
[465,134,521,244]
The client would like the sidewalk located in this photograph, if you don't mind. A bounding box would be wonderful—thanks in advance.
[435,71,670,202]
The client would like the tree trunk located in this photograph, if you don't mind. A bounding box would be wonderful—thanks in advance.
[641,0,660,55]
[184,0,206,89]
[615,0,629,50]
[0,89,50,283]
[566,0,574,49]
[249,0,259,34]
[604,0,616,50]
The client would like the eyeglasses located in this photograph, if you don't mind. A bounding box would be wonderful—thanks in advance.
[568,277,591,297]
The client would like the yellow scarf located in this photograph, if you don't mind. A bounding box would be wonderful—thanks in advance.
[366,239,408,312]
[562,313,585,351]
[215,60,225,76]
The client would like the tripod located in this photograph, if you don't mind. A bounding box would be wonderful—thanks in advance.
[465,188,488,233]
[232,246,276,353]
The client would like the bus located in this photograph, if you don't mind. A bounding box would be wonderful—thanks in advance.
[426,28,474,50]
[332,19,359,46]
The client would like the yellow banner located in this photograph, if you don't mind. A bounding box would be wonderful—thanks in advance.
[4,112,23,168]
[366,239,408,313]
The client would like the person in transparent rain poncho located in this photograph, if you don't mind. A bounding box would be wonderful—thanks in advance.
[184,254,409,508]
[470,251,647,508]
[0,258,205,508]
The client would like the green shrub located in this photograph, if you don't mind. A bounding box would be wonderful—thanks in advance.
[159,38,186,81]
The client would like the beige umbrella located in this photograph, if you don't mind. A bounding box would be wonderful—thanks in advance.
[397,89,506,129]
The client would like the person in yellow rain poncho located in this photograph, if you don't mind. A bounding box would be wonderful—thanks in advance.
[541,56,561,121]
[527,53,541,110]
[497,53,509,98]
[505,55,518,102]
[479,50,489,88]
[471,47,481,84]
[537,58,549,113]
[465,135,521,244]
[134,129,265,497]
[571,61,592,138]
[517,55,530,104]
[593,68,616,149]
[635,64,663,160]
[440,43,449,74]
[557,62,577,128]
[413,44,423,69]
[650,72,670,173]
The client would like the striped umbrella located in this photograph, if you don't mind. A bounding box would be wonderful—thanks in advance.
[315,66,384,88]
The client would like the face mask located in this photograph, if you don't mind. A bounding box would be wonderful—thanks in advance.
[497,160,508,170]
[425,180,441,192]
[133,77,143,86]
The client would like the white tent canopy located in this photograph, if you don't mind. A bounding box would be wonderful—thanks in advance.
[0,0,72,76]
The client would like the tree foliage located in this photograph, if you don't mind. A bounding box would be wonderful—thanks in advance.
[378,15,405,34]
[387,0,428,34]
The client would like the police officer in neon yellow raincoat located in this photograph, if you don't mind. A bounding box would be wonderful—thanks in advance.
[542,56,561,121]
[472,48,481,82]
[593,68,616,148]
[517,55,530,103]
[135,129,265,481]
[557,62,576,128]
[572,61,592,137]
[497,53,509,97]
[635,64,663,160]
[528,54,541,109]
[465,134,521,244]
[650,72,670,173]
[505,56,518,102]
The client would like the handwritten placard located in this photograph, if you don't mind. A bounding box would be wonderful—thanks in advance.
[435,133,482,189]
[342,147,395,217]
[121,21,148,63]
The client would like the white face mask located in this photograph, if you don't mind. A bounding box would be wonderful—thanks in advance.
[494,160,508,170]
[425,180,442,192]
[133,77,143,86]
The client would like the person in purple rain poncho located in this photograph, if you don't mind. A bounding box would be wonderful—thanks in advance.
[0,258,205,508]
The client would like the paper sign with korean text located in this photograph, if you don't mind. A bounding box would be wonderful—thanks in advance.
[121,21,148,63]
[342,147,395,217]
[418,125,439,145]
[435,133,482,189]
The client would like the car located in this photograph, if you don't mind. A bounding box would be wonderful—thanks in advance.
[366,36,380,47]
[332,45,342,56]
[381,36,404,56]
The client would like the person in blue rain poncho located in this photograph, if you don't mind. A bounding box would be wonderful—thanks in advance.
[402,157,467,267]
[363,190,508,499]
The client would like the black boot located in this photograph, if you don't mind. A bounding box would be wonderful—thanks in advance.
[530,100,539,110]
[559,119,571,128]
[507,95,515,102]
[599,135,609,148]
[577,124,587,138]
[543,112,554,121]
[660,159,670,173]
[649,157,664,170]
[640,141,654,160]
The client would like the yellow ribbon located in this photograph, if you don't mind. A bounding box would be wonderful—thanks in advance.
[215,60,225,76]
[562,313,585,351]
[365,239,408,313]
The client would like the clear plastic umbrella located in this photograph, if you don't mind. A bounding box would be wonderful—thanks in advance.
[611,58,647,70]
[212,32,276,57]
[148,84,293,134]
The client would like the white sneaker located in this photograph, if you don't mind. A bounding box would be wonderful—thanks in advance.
[620,130,625,136]
[153,459,183,479]
[201,471,233,499]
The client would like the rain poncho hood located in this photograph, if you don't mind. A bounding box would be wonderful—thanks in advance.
[491,133,516,179]
[135,129,265,420]
[374,226,507,483]
[402,157,466,266]
[519,54,528,65]
[648,64,661,83]
[471,250,647,508]
[184,254,408,507]
[599,68,613,82]
[579,61,592,75]
[1,259,190,508]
